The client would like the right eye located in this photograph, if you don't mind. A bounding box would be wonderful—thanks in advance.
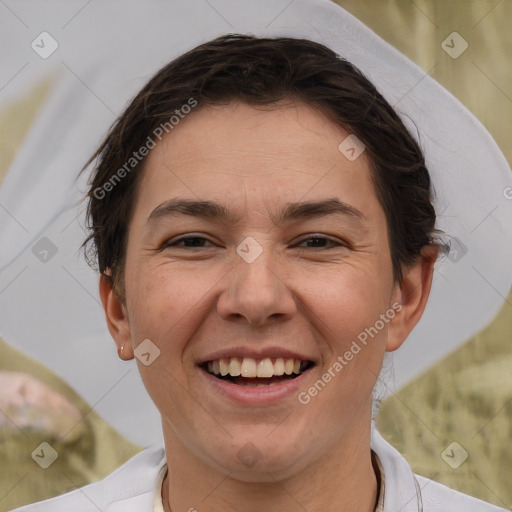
[161,234,215,249]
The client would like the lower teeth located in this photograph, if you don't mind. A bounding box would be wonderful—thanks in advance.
[213,375,298,386]
[239,380,284,387]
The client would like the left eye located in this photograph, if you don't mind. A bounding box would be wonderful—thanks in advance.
[295,236,345,249]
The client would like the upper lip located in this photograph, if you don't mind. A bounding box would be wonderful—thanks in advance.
[196,346,317,365]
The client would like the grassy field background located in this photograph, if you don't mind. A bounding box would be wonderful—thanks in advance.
[377,294,511,509]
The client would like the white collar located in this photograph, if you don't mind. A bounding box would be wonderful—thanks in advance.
[371,427,422,512]
[154,464,167,512]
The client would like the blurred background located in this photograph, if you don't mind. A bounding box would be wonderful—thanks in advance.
[0,0,510,509]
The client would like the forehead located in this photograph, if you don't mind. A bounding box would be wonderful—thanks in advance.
[135,101,379,223]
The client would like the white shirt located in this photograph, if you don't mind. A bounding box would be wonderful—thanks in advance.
[10,429,507,512]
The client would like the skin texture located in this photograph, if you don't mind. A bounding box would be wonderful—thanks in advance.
[100,101,437,512]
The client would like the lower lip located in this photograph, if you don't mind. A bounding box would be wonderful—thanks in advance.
[198,367,311,406]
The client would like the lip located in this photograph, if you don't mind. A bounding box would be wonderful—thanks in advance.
[198,364,314,406]
[196,346,317,365]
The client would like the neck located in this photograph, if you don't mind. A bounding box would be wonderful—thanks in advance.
[161,419,378,512]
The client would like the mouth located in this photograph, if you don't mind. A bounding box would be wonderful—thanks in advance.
[199,357,315,387]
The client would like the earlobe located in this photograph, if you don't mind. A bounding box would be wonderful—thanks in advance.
[99,274,134,360]
[386,245,439,352]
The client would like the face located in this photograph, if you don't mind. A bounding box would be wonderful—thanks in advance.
[102,101,433,482]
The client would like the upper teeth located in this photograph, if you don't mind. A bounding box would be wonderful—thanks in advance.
[207,357,306,378]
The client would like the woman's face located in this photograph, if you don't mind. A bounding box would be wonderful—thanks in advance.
[108,101,422,481]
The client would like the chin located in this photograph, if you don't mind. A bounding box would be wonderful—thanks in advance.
[206,434,312,483]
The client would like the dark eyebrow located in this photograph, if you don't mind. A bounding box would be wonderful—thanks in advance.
[146,199,239,226]
[146,198,366,227]
[276,198,366,224]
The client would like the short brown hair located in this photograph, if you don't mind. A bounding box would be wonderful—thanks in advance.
[83,34,441,293]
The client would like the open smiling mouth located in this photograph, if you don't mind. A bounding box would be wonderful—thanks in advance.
[200,357,315,387]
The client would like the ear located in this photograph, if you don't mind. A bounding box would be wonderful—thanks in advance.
[99,274,134,360]
[386,245,439,352]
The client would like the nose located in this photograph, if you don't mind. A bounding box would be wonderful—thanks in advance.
[216,247,297,326]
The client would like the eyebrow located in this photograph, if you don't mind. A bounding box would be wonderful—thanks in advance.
[146,198,367,227]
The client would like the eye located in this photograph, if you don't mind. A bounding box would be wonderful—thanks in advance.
[295,235,347,249]
[162,234,214,249]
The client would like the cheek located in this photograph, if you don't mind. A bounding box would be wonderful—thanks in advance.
[301,262,393,346]
[299,274,390,427]
[123,264,215,420]
[124,261,218,350]
[297,260,393,412]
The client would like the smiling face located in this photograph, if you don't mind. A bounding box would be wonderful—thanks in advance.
[100,100,435,485]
